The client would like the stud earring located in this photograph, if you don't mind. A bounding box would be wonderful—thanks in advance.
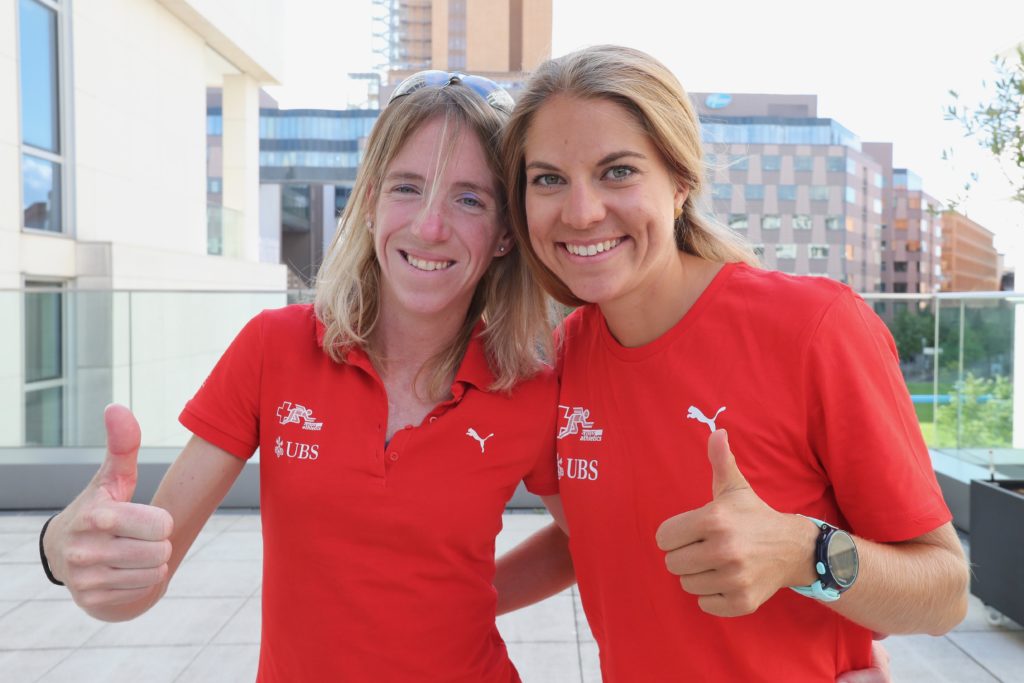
[674,206,683,220]
[498,245,506,253]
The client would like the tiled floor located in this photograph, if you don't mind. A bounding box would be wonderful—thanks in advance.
[0,510,1021,682]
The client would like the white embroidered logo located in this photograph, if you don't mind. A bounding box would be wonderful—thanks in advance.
[274,437,285,457]
[466,427,494,453]
[557,455,564,479]
[276,401,323,431]
[687,405,726,433]
[557,405,604,442]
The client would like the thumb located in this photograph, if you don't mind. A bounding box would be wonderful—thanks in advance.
[94,403,142,503]
[708,429,749,499]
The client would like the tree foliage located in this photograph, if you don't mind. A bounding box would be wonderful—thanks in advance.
[935,373,1013,448]
[945,46,1024,207]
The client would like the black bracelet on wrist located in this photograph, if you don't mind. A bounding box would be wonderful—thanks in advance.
[39,513,65,586]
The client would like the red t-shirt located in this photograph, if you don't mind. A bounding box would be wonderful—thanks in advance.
[555,263,951,682]
[179,304,558,682]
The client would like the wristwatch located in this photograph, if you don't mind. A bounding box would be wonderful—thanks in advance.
[789,516,859,602]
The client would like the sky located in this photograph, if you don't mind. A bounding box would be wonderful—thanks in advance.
[263,0,1024,271]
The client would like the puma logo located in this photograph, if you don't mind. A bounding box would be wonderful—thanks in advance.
[687,405,726,433]
[466,427,494,453]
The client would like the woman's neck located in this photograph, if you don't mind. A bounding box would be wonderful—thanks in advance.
[601,252,722,348]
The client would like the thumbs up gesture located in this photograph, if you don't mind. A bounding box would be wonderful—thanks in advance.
[654,430,818,617]
[42,404,174,619]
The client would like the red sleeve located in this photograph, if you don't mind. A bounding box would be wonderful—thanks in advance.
[178,313,264,460]
[805,290,951,542]
[520,370,560,496]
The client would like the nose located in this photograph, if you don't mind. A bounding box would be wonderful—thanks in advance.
[561,180,606,230]
[411,196,450,242]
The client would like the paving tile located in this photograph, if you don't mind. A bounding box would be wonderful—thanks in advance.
[885,633,999,682]
[0,599,22,620]
[163,559,262,598]
[947,630,1024,683]
[0,533,36,561]
[956,593,1023,632]
[86,597,243,647]
[0,514,52,534]
[498,595,577,643]
[188,532,263,562]
[0,563,53,600]
[0,648,73,681]
[224,513,261,533]
[176,643,260,682]
[0,600,106,649]
[38,645,200,683]
[506,641,581,683]
[579,641,601,683]
[212,596,261,645]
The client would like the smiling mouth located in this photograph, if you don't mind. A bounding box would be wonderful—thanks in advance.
[563,238,624,257]
[401,251,454,272]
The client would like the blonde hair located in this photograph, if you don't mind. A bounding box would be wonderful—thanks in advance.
[314,85,552,398]
[502,44,758,306]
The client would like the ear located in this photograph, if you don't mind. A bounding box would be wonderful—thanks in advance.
[494,231,514,258]
[673,184,689,215]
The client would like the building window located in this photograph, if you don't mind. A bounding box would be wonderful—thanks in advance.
[894,218,908,230]
[893,283,908,293]
[826,157,845,173]
[906,240,921,252]
[778,185,797,201]
[846,158,857,175]
[845,186,856,204]
[729,155,749,171]
[761,214,781,230]
[874,172,884,188]
[745,185,764,201]
[728,214,748,229]
[712,183,732,199]
[809,244,829,258]
[810,185,829,202]
[881,261,887,271]
[775,244,797,259]
[24,281,64,446]
[794,155,813,172]
[894,261,908,273]
[762,155,781,171]
[19,0,65,234]
[793,214,812,230]
[825,215,841,231]
[873,198,882,214]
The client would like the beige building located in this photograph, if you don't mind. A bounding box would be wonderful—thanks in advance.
[378,0,552,94]
[4,0,288,452]
[940,210,1001,291]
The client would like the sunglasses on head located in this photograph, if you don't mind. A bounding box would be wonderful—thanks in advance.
[387,70,515,115]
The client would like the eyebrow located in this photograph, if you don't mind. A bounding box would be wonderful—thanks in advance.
[384,172,495,198]
[525,150,648,172]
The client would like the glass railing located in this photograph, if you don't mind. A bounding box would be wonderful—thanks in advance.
[206,203,246,258]
[6,289,314,452]
[3,288,1021,478]
[864,292,1021,478]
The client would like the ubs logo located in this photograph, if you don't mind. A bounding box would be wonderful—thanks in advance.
[557,455,599,481]
[274,436,319,460]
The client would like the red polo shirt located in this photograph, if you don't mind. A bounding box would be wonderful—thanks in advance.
[179,304,558,682]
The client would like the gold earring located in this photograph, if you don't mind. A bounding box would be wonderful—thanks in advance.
[674,206,683,220]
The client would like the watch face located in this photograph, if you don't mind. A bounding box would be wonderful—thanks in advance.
[827,530,859,588]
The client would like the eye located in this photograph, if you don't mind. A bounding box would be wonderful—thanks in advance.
[391,184,419,195]
[603,165,636,181]
[530,173,564,187]
[457,193,485,209]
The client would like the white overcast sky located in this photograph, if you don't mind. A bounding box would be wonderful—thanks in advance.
[264,0,1024,270]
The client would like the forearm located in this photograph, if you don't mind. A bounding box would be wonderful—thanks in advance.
[827,527,969,635]
[495,522,575,615]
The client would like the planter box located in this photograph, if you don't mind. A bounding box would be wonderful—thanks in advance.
[969,479,1024,626]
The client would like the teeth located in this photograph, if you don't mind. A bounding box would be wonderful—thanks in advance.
[564,238,623,257]
[405,253,454,271]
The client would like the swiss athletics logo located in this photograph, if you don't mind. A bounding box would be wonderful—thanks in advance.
[276,401,323,431]
[557,405,603,442]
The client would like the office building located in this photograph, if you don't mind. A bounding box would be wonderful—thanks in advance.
[941,210,1001,291]
[694,93,884,293]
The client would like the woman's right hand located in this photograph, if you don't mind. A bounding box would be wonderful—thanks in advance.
[43,404,174,620]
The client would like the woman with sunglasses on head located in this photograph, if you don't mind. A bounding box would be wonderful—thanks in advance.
[498,45,969,681]
[40,72,572,682]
